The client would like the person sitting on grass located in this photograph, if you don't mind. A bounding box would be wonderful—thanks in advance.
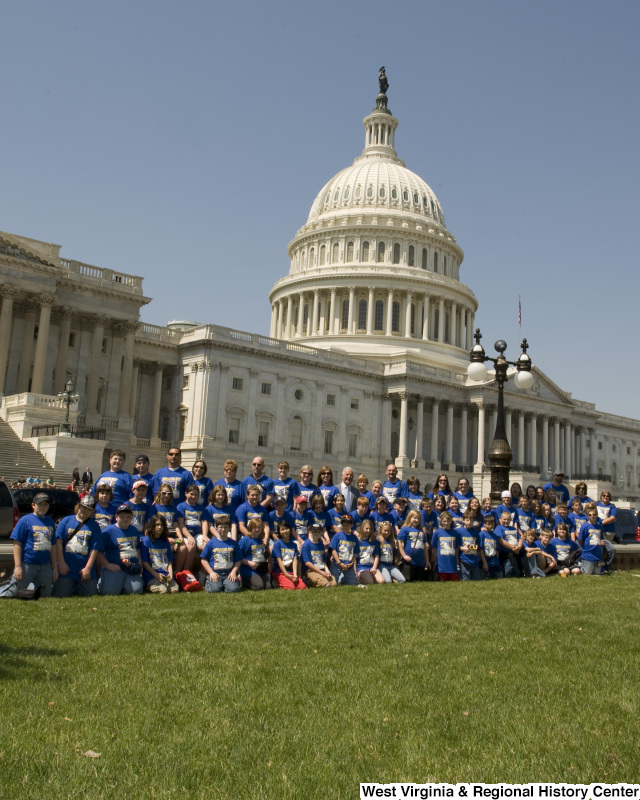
[377,520,406,584]
[239,518,271,590]
[522,529,547,578]
[54,495,102,598]
[329,515,360,586]
[355,518,383,585]
[430,510,460,582]
[458,510,487,581]
[140,515,179,593]
[551,522,581,576]
[534,529,558,576]
[11,492,58,598]
[397,509,428,582]
[480,514,502,579]
[201,514,242,593]
[578,505,606,575]
[302,523,337,588]
[98,505,143,595]
[176,484,208,570]
[271,521,306,590]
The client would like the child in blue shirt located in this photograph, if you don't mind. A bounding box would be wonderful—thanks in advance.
[350,496,371,533]
[236,486,270,543]
[397,510,428,582]
[302,523,337,588]
[206,485,238,541]
[458,511,486,581]
[54,495,103,597]
[495,510,524,578]
[446,496,464,531]
[292,495,315,546]
[126,480,151,533]
[480,515,502,579]
[430,511,460,581]
[329,516,359,586]
[271,521,306,590]
[551,523,580,576]
[391,497,409,533]
[239,518,271,590]
[514,496,534,537]
[578,507,605,574]
[567,499,587,543]
[273,460,297,511]
[11,493,57,597]
[140,515,179,593]
[534,530,558,576]
[377,520,406,584]
[355,518,382,585]
[176,484,207,572]
[495,491,516,526]
[201,514,242,593]
[97,506,143,595]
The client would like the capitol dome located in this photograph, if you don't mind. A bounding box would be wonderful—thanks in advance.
[268,74,477,368]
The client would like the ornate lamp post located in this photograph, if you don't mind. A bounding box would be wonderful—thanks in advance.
[58,378,79,435]
[467,329,534,503]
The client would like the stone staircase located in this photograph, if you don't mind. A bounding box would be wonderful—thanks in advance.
[0,418,73,486]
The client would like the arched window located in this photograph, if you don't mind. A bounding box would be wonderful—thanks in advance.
[358,299,367,330]
[374,300,384,331]
[346,241,354,262]
[392,243,401,264]
[290,416,303,451]
[362,241,370,261]
[392,301,400,332]
[408,245,415,267]
[445,311,450,342]
[434,308,439,339]
[422,248,427,269]
[319,245,326,266]
[410,303,416,336]
[341,299,349,330]
[433,252,438,273]
[332,242,339,264]
[377,241,385,263]
[303,304,309,329]
[443,255,447,276]
[309,247,315,266]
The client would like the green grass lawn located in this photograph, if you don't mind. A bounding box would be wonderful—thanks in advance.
[1,573,639,800]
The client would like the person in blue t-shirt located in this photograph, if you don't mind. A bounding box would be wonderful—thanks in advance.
[420,497,439,539]
[406,476,423,513]
[214,459,245,511]
[91,449,134,507]
[97,505,143,595]
[376,520,405,584]
[427,473,453,502]
[356,474,376,510]
[578,507,606,574]
[54,495,102,597]
[329,516,360,586]
[553,504,573,536]
[268,497,295,537]
[126,480,151,533]
[458,512,486,581]
[430,512,460,581]
[534,530,558,576]
[140,515,179,593]
[495,491,517,526]
[236,486,270,543]
[453,477,475,513]
[350,496,371,533]
[150,484,184,547]
[397,510,428,582]
[241,457,275,509]
[355,518,382,585]
[371,496,395,533]
[11,492,57,597]
[294,464,316,505]
[568,481,593,511]
[327,493,346,533]
[201,515,242,593]
[551,523,580,576]
[568,498,588,543]
[446,496,464,531]
[302,523,337,588]
[522,529,546,577]
[176,484,208,571]
[290,495,315,547]
[317,466,339,510]
[308,494,333,545]
[239,518,271,590]
[273,460,297,511]
[206,485,238,541]
[514,496,535,537]
[480,515,502,579]
[480,496,498,526]
[150,447,195,506]
[93,484,119,531]
[542,471,571,506]
[191,459,214,507]
[132,454,154,501]
[271,521,306,590]
[495,510,524,578]
[391,497,410,533]
[382,464,409,505]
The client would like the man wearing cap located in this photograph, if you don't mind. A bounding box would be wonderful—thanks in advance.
[11,493,58,597]
[542,471,571,506]
[91,449,134,506]
[54,495,103,597]
[97,505,144,595]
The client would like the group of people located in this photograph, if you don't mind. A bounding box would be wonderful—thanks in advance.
[9,449,618,598]
[5,474,57,490]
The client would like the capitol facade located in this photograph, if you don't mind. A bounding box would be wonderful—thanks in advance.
[1,80,638,500]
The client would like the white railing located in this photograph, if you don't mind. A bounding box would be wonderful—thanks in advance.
[135,437,151,448]
[61,259,144,293]
[101,416,120,429]
[0,392,70,410]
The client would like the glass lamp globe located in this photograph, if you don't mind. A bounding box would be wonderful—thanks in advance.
[514,370,534,390]
[467,361,488,382]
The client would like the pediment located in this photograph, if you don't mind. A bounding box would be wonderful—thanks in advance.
[527,366,574,407]
[0,231,61,269]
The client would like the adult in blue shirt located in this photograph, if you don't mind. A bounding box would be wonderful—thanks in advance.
[11,492,58,596]
[241,456,275,509]
[150,446,194,505]
[91,449,134,506]
[542,470,571,506]
[382,464,409,505]
[214,459,245,511]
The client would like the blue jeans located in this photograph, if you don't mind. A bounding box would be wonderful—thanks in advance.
[527,553,546,578]
[379,565,406,583]
[460,562,484,581]
[19,563,53,597]
[54,576,98,597]
[330,563,358,585]
[98,568,143,595]
[205,574,242,593]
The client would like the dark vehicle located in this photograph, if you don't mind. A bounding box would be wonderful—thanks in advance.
[0,480,18,538]
[11,487,80,526]
[613,508,640,544]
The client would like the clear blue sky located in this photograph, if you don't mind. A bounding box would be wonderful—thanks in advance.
[2,0,639,418]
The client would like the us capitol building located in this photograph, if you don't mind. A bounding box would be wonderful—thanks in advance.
[1,75,638,500]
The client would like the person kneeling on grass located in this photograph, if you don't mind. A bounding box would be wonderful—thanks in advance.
[329,515,360,586]
[201,515,242,593]
[97,505,143,595]
[271,521,306,590]
[54,495,102,597]
[356,518,383,585]
[140,515,179,593]
[551,523,581,576]
[239,518,271,590]
[376,520,406,584]
[11,492,58,597]
[302,523,337,588]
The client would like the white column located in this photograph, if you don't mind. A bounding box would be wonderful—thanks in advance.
[554,419,561,472]
[274,375,286,452]
[296,292,304,337]
[214,365,229,443]
[529,414,537,469]
[422,294,429,340]
[367,288,374,335]
[565,422,573,476]
[285,296,293,339]
[347,286,355,334]
[541,416,549,477]
[0,286,17,394]
[460,405,468,466]
[397,393,409,460]
[17,309,37,393]
[329,288,337,335]
[589,429,597,473]
[53,309,73,394]
[579,428,586,475]
[118,322,137,416]
[85,315,108,415]
[438,297,445,342]
[450,301,457,346]
[518,411,525,465]
[30,293,55,395]
[382,395,392,461]
[151,363,164,440]
[312,290,320,336]
[129,360,140,422]
[444,402,454,465]
[416,398,424,462]
[269,305,276,338]
[311,381,324,460]
[474,400,485,467]
[405,291,413,338]
[386,289,394,335]
[245,370,259,447]
[458,307,465,349]
[430,400,440,463]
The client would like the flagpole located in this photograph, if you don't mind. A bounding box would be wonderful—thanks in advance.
[518,296,522,347]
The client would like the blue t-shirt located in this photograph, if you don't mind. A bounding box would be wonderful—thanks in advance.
[11,513,56,565]
[176,500,208,534]
[201,536,240,575]
[535,538,557,560]
[398,526,427,567]
[241,474,275,504]
[272,538,298,574]
[350,509,370,533]
[329,531,360,566]
[458,528,481,566]
[356,538,380,572]
[307,509,332,535]
[238,535,268,577]
[292,509,315,541]
[495,504,517,526]
[370,510,394,532]
[551,536,579,564]
[407,492,423,513]
[94,502,118,531]
[294,482,317,504]
[542,481,570,505]
[569,494,593,510]
[578,519,604,562]
[150,503,181,534]
[553,513,574,534]
[430,528,459,573]
[390,509,408,529]
[596,502,617,534]
[454,491,475,513]
[192,477,214,507]
[449,510,464,531]
[124,500,150,533]
[480,529,500,567]
[327,507,345,530]
[382,479,409,505]
[359,490,376,509]
[213,479,245,511]
[514,508,535,534]
[378,538,396,567]
[481,507,498,524]
[101,524,141,566]
[568,512,587,536]
[131,471,154,497]
[235,501,269,531]
[140,535,173,583]
[151,467,195,506]
[92,470,133,506]
[318,484,339,510]
[206,503,238,529]
[301,539,327,574]
[55,515,102,578]
[273,478,297,510]
[495,524,521,553]
[268,510,295,534]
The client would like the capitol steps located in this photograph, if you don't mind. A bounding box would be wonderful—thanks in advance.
[0,418,72,486]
